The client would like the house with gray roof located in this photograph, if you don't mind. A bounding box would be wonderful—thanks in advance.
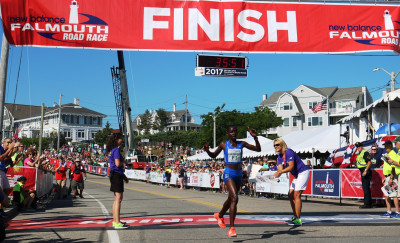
[132,103,201,135]
[260,85,372,137]
[3,98,106,142]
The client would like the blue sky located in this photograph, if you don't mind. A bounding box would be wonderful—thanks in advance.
[1,29,399,128]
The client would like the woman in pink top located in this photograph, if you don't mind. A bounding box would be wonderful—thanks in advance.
[24,149,36,167]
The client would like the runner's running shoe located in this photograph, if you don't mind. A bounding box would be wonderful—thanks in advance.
[228,227,237,237]
[381,212,393,217]
[391,212,400,218]
[214,213,226,228]
[113,222,129,229]
[286,216,296,224]
[287,218,302,226]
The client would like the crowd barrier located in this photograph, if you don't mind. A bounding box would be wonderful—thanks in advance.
[7,167,53,198]
[84,165,221,189]
[256,169,386,199]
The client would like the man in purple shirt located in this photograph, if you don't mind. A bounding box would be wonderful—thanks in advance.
[274,138,309,226]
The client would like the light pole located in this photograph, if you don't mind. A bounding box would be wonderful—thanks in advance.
[210,111,224,148]
[373,68,400,92]
[57,93,62,152]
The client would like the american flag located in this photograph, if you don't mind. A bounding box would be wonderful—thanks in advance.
[312,98,328,113]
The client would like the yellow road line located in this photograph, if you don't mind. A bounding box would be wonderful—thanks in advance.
[87,179,252,213]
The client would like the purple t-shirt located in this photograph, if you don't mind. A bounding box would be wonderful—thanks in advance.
[277,148,308,178]
[109,147,124,174]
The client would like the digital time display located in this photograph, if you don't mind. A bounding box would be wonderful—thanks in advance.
[197,55,247,69]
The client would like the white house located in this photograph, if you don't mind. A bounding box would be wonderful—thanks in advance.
[260,85,373,137]
[3,98,106,142]
[133,103,201,135]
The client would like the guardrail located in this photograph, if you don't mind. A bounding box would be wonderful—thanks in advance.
[256,169,386,199]
[84,165,221,189]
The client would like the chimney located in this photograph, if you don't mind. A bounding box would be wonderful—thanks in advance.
[262,94,268,101]
[173,103,176,112]
[74,98,80,106]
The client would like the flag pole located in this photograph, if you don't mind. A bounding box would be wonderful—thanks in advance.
[327,96,330,126]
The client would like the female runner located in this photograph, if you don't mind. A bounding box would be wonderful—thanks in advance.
[203,126,260,237]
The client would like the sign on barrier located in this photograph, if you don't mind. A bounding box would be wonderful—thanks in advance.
[288,171,313,196]
[341,169,384,199]
[312,170,340,197]
[7,167,53,198]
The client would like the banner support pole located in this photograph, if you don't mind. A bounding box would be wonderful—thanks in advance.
[0,34,10,139]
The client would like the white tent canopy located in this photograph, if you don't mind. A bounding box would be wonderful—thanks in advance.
[188,125,346,161]
[340,89,400,123]
[339,89,400,141]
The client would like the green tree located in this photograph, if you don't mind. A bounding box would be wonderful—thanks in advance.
[152,108,169,132]
[138,109,152,134]
[48,131,66,149]
[94,121,113,145]
[198,105,283,147]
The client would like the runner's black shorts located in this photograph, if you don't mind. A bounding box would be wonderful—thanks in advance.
[110,171,124,193]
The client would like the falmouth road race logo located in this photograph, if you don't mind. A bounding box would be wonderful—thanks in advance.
[329,10,400,48]
[9,0,109,43]
[314,172,334,194]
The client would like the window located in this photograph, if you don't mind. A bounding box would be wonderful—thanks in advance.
[91,132,96,139]
[293,117,297,127]
[308,117,323,126]
[71,115,74,124]
[89,117,93,125]
[76,116,80,124]
[280,102,293,111]
[98,118,101,126]
[309,101,318,110]
[283,118,290,127]
[77,130,85,139]
[64,130,71,138]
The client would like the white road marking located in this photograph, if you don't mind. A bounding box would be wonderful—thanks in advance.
[84,192,120,243]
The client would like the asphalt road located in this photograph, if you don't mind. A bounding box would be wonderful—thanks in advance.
[5,174,400,243]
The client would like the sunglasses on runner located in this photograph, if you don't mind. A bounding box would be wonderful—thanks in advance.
[273,144,280,147]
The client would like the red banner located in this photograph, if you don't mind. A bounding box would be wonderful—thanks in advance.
[1,0,399,53]
[289,170,312,195]
[7,167,37,196]
[341,169,384,198]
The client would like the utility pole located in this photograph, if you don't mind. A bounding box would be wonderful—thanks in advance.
[185,94,187,131]
[0,35,10,139]
[39,103,44,155]
[57,93,62,152]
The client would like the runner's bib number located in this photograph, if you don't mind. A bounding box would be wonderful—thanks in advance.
[228,149,241,163]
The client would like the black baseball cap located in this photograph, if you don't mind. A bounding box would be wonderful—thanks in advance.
[354,142,362,147]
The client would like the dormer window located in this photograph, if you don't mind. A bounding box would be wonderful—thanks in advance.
[280,102,293,111]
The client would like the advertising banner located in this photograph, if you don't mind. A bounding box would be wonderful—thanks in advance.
[1,0,399,54]
[287,170,312,195]
[7,167,37,196]
[312,169,340,197]
[96,167,102,175]
[341,169,384,198]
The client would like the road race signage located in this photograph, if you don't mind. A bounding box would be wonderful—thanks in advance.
[1,0,400,54]
[195,54,248,77]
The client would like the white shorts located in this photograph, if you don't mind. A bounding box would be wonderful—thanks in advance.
[290,170,309,191]
[0,170,10,190]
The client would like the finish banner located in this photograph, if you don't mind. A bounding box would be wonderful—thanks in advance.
[1,0,400,53]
